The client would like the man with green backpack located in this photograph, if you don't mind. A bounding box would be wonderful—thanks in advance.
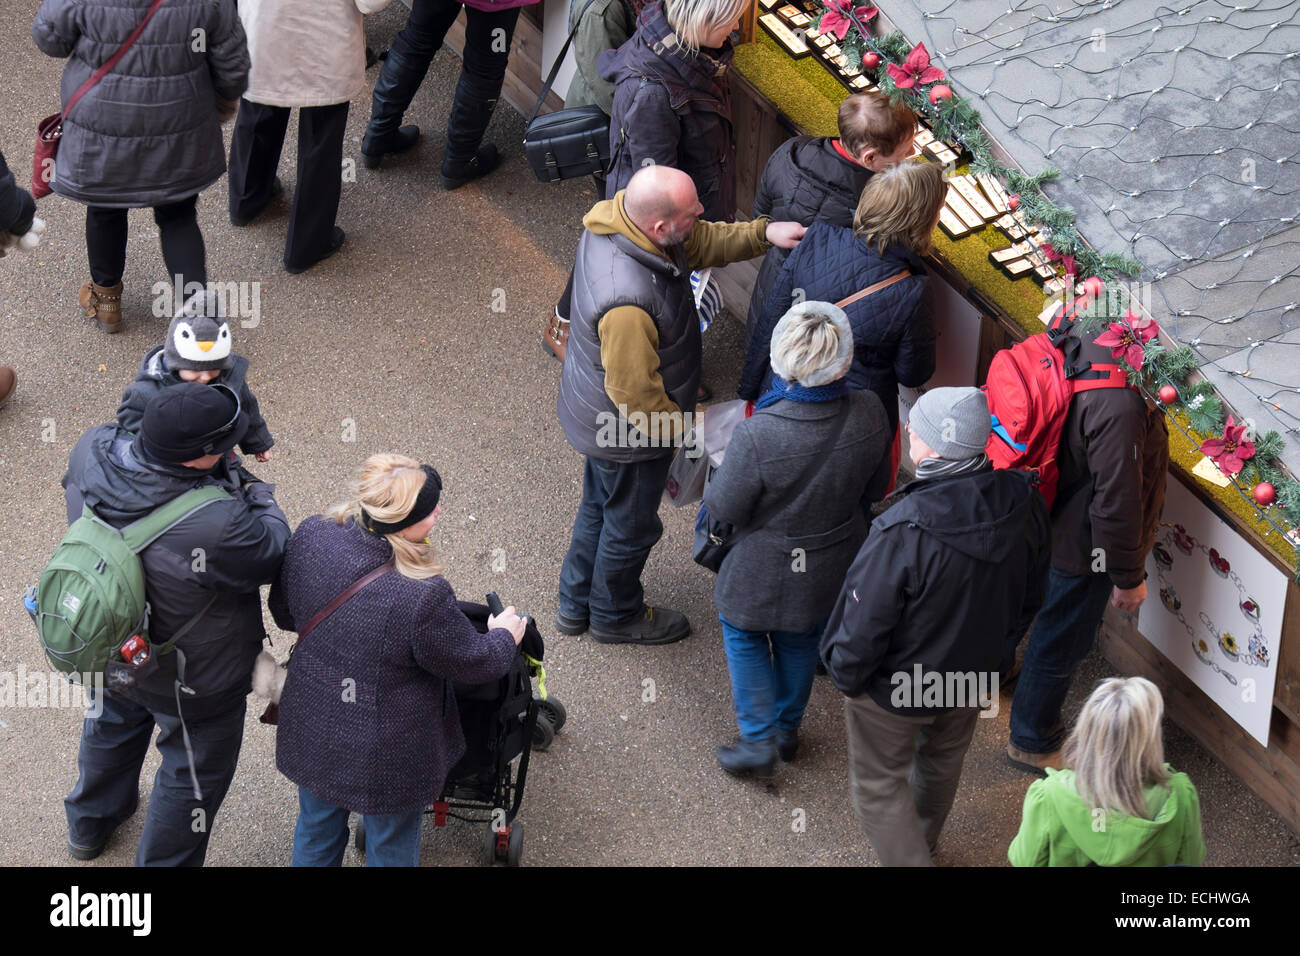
[54,383,289,865]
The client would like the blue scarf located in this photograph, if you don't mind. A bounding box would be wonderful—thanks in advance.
[754,375,848,410]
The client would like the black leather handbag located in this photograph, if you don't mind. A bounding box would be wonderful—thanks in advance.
[523,0,612,183]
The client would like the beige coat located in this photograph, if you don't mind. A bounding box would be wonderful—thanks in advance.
[238,0,392,108]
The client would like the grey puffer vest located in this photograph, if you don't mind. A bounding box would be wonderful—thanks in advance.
[557,230,700,462]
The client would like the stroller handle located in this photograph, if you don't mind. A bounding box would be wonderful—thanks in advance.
[486,592,505,616]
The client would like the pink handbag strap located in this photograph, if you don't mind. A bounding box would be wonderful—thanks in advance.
[64,0,168,118]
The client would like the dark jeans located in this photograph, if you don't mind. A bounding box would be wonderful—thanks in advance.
[558,452,673,627]
[85,196,205,291]
[228,99,350,269]
[392,0,521,166]
[1006,569,1114,754]
[65,689,246,866]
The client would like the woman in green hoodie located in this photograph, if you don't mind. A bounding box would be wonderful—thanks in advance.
[1009,677,1206,867]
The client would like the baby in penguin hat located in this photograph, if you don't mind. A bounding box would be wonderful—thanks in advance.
[116,289,275,462]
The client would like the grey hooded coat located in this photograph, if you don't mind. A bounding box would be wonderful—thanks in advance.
[32,0,250,207]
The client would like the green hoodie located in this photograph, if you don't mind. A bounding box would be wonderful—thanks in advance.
[1008,766,1206,867]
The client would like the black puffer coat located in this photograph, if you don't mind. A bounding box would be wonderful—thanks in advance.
[739,219,934,436]
[62,424,289,719]
[32,0,249,207]
[600,0,735,221]
[746,136,872,331]
[821,466,1051,715]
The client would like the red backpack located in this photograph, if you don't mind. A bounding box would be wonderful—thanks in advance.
[984,301,1132,510]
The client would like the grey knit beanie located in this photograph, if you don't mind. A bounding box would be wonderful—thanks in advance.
[164,289,234,373]
[908,387,991,459]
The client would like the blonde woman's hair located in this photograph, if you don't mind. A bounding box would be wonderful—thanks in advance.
[770,302,852,386]
[1064,677,1172,819]
[328,453,445,580]
[852,159,947,257]
[665,0,748,52]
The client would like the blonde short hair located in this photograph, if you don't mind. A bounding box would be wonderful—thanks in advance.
[769,301,853,386]
[328,453,445,580]
[853,159,947,257]
[1065,677,1172,819]
[664,0,748,52]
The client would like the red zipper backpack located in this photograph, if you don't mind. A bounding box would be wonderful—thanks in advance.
[984,300,1132,510]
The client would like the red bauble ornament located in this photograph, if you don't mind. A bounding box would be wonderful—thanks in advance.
[861,52,881,70]
[929,84,953,105]
[1254,482,1276,507]
[1007,194,1020,211]
[1081,276,1105,299]
[1158,385,1178,404]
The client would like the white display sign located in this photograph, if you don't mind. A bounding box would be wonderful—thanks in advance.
[1138,478,1285,746]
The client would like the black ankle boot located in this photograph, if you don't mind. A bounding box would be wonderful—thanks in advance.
[717,738,778,778]
[362,49,428,168]
[439,144,500,190]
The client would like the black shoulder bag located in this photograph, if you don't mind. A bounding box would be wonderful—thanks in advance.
[523,0,613,183]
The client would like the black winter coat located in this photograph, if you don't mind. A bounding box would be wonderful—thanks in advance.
[0,151,36,235]
[62,424,290,719]
[821,466,1051,715]
[116,346,274,455]
[746,136,873,331]
[600,1,736,221]
[740,220,934,436]
[269,516,518,815]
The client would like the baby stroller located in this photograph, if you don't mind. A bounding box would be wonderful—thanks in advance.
[353,594,564,866]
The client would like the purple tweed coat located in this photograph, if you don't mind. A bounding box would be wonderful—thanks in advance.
[269,515,517,814]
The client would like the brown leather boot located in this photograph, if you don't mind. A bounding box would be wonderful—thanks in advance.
[78,280,124,333]
[0,365,15,409]
[543,309,570,362]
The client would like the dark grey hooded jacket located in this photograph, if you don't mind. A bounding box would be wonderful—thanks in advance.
[62,424,289,718]
[32,0,249,207]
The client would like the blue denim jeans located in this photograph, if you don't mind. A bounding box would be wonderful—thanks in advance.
[720,615,826,741]
[1006,569,1115,754]
[292,787,424,867]
[65,688,246,866]
[558,453,673,628]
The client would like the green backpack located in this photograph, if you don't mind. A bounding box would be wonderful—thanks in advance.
[29,485,230,679]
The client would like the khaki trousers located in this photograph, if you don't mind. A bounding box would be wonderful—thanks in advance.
[845,693,981,866]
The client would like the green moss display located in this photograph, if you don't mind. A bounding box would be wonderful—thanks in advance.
[733,38,840,136]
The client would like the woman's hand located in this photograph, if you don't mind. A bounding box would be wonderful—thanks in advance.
[489,606,527,645]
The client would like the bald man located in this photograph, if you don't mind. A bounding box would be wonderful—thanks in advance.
[556,165,804,646]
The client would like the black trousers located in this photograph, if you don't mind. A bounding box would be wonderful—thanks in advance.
[228,99,350,269]
[85,195,205,290]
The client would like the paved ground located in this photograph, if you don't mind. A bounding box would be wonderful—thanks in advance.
[1,3,1297,866]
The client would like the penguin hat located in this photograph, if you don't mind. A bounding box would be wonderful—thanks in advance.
[164,289,234,373]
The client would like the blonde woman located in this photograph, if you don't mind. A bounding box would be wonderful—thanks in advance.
[1008,677,1207,867]
[269,454,525,866]
[739,160,947,490]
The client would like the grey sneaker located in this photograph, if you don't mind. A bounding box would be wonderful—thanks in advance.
[589,606,690,646]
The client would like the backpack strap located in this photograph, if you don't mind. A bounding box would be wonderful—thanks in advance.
[1069,362,1130,392]
[119,485,231,552]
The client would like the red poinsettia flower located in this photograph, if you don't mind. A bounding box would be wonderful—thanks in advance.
[1093,311,1158,369]
[820,0,877,41]
[1199,416,1257,476]
[1040,241,1077,277]
[887,42,945,89]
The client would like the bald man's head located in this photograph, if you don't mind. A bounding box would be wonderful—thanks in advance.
[624,166,703,248]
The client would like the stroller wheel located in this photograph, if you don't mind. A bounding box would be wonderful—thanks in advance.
[536,696,567,732]
[354,820,366,853]
[507,823,524,867]
[532,713,556,751]
[482,825,499,866]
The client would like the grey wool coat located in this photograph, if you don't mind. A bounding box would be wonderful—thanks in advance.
[702,390,894,633]
[32,0,250,207]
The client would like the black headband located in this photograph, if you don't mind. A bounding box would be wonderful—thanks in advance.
[360,464,443,535]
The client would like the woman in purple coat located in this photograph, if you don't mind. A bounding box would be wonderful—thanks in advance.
[269,453,525,866]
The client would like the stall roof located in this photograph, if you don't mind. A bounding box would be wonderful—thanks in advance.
[879,0,1300,466]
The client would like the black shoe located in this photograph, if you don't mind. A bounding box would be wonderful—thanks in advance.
[555,611,589,636]
[362,125,420,169]
[589,605,690,646]
[440,144,500,190]
[362,48,430,169]
[717,738,777,778]
[285,227,345,275]
[775,728,799,762]
[68,792,138,861]
[230,177,284,227]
